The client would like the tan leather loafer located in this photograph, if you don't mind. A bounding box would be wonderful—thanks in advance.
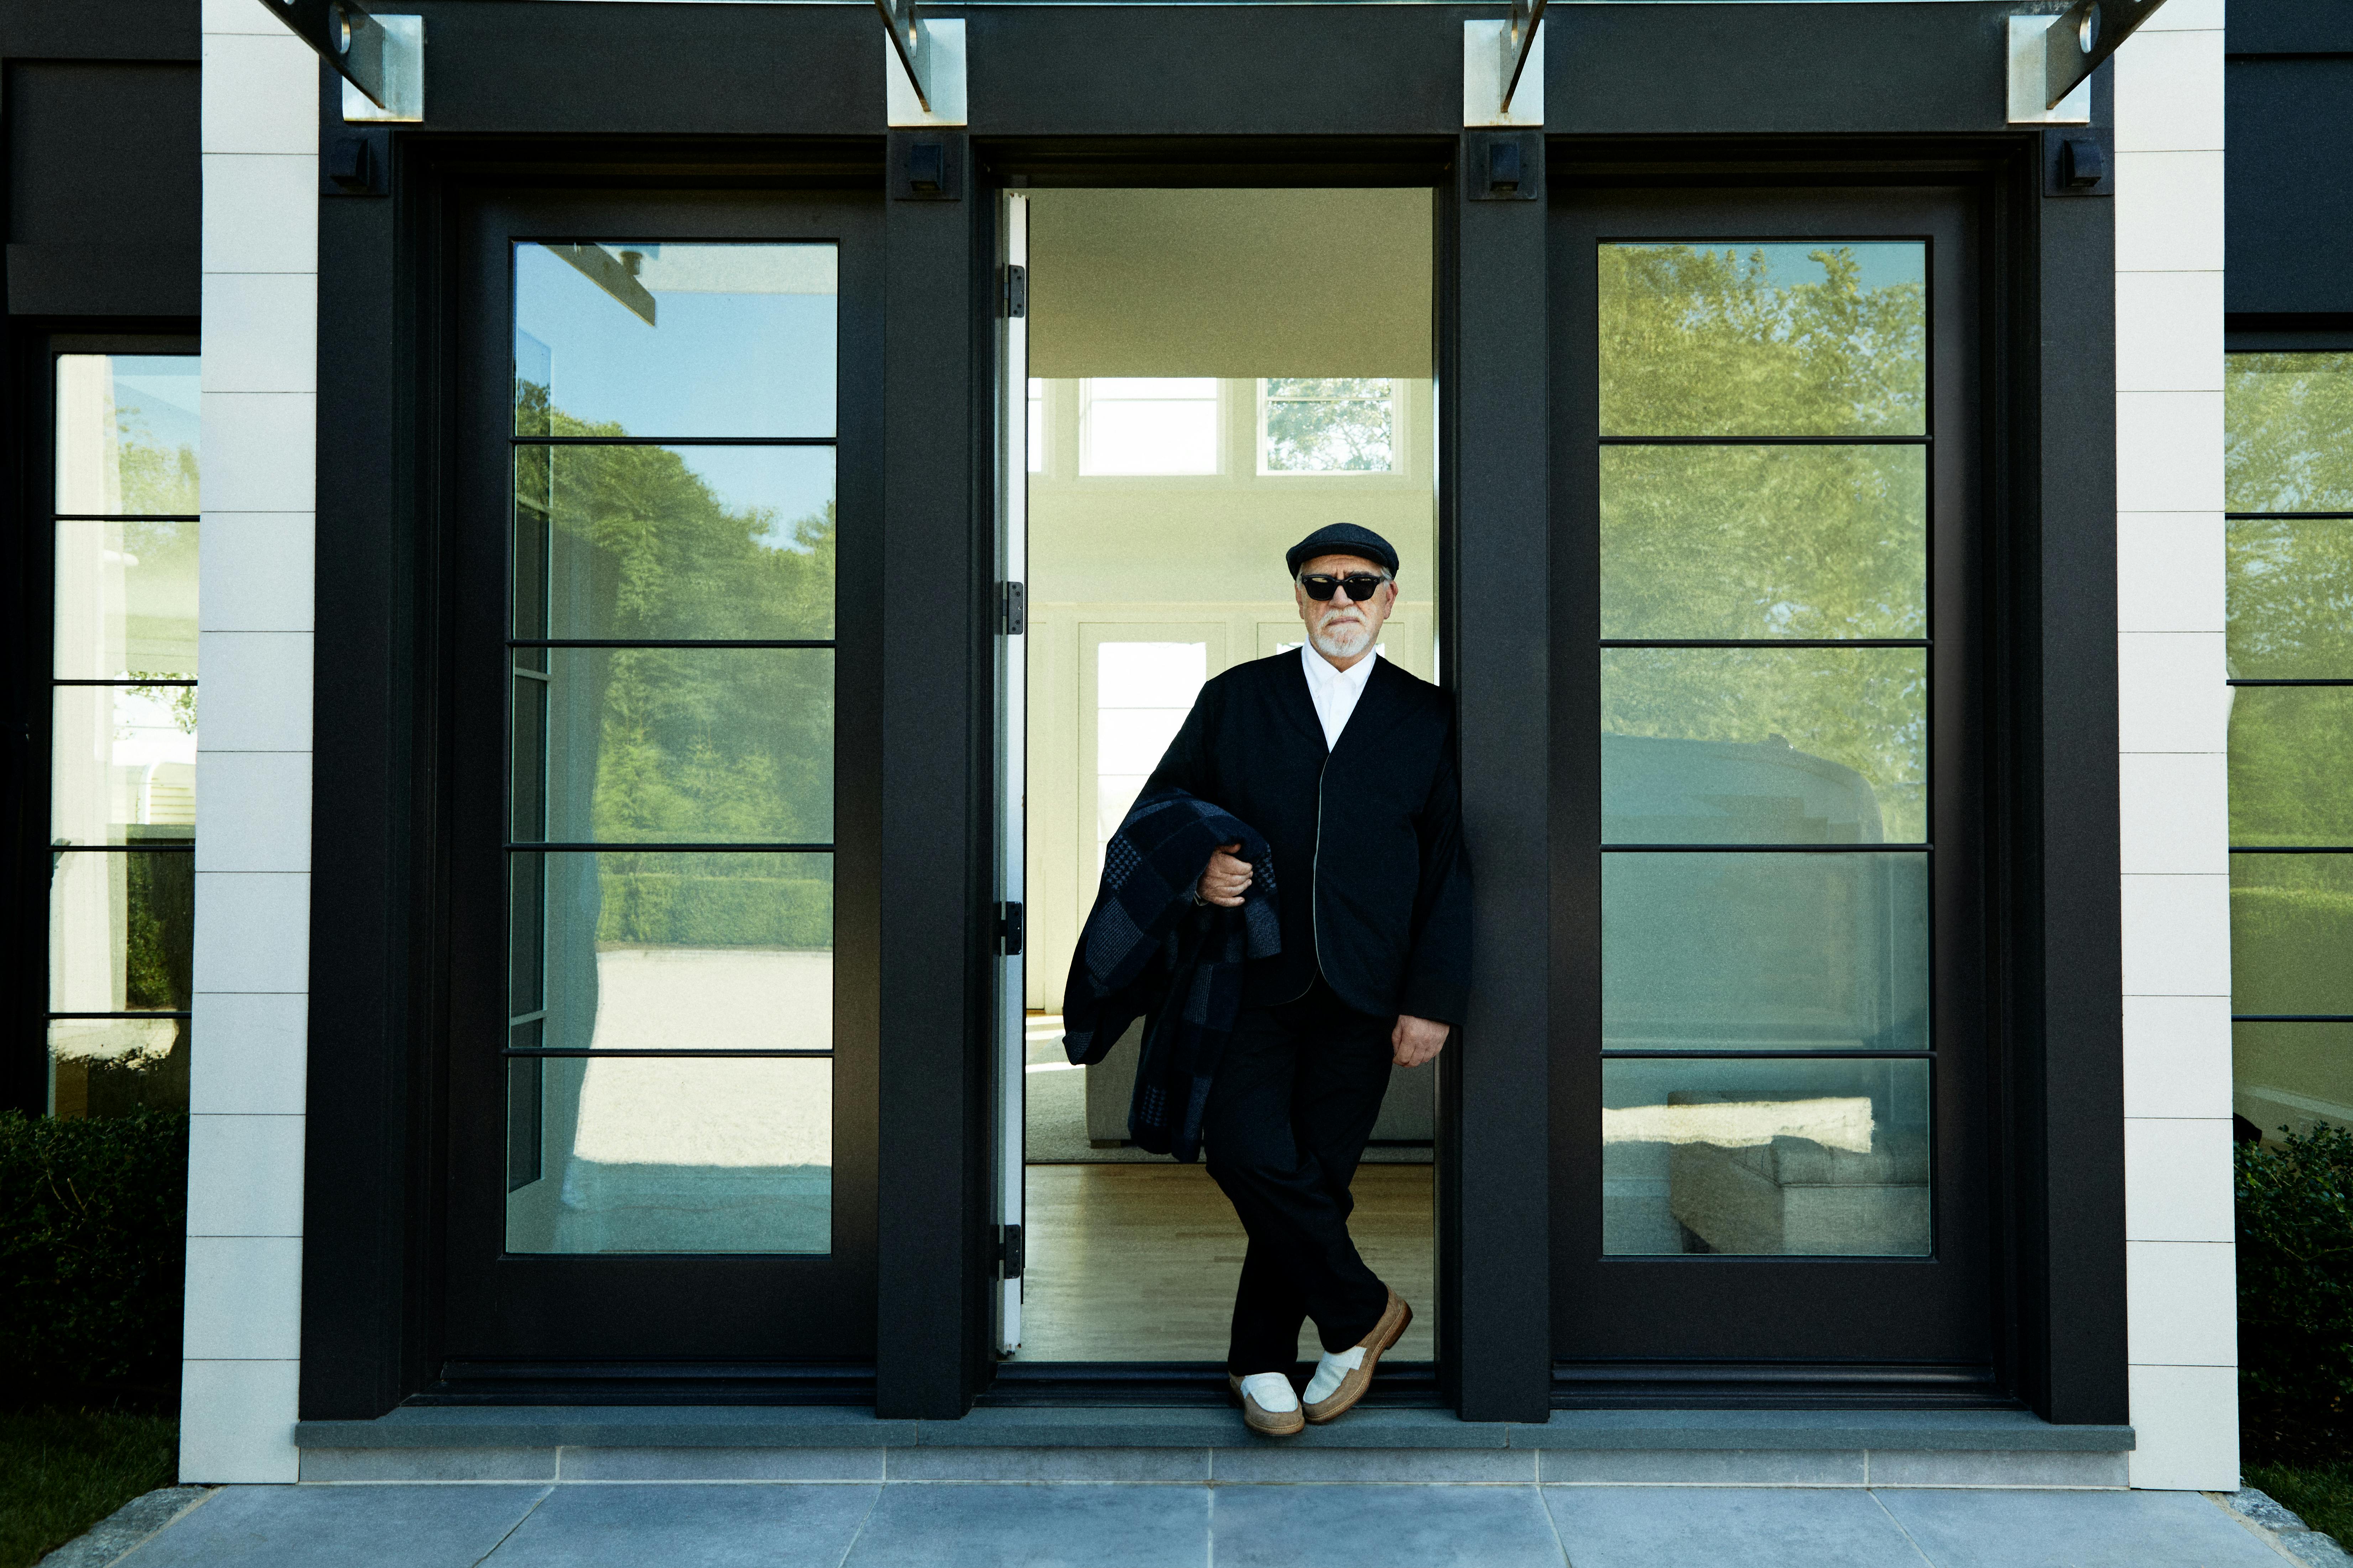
[1303,1289,1412,1425]
[1230,1374,1306,1437]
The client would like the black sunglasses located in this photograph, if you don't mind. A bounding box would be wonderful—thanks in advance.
[1298,572,1392,603]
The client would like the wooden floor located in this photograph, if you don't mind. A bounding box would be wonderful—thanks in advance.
[1012,1162,1435,1363]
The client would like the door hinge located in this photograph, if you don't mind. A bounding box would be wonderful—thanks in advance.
[1003,262,1028,319]
[998,581,1026,636]
[997,1222,1025,1279]
[996,900,1025,957]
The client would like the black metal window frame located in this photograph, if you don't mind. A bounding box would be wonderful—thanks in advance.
[6,330,202,1119]
[1593,231,1942,1248]
[2222,336,2353,1034]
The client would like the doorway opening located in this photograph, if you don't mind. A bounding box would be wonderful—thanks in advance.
[1004,187,1441,1370]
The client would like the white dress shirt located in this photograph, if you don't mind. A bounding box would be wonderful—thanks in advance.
[1300,642,1379,752]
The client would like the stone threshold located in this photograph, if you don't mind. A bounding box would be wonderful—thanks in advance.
[296,1404,2133,1452]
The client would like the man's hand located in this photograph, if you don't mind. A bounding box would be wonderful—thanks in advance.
[1197,842,1254,908]
[1391,1014,1449,1068]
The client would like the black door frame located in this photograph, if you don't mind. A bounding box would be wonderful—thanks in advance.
[1548,180,1996,1394]
[434,186,884,1367]
[298,1,2124,1431]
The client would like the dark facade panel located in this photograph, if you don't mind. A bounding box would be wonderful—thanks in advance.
[1551,2,2017,136]
[5,60,200,317]
[2226,57,2353,317]
[0,0,197,60]
[2228,0,2353,56]
[387,2,881,135]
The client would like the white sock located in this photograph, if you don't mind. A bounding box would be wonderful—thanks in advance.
[1305,1346,1365,1404]
[1238,1372,1300,1413]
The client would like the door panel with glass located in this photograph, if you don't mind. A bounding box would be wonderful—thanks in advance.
[1553,188,1993,1374]
[443,193,879,1363]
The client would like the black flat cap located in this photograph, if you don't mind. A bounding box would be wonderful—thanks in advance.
[1286,522,1399,578]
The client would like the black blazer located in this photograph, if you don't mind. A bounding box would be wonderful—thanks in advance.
[1142,651,1472,1024]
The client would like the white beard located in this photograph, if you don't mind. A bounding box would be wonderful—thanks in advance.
[1310,618,1373,660]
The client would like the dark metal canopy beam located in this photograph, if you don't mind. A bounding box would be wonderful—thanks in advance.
[2040,0,2167,111]
[875,0,935,113]
[256,0,396,110]
[1499,0,1547,114]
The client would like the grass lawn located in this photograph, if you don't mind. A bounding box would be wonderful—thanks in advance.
[0,1409,177,1568]
[2248,1460,2353,1553]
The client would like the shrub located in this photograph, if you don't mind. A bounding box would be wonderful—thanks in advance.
[2238,1123,2353,1463]
[0,1112,187,1409]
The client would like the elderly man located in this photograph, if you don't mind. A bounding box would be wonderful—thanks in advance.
[1141,521,1471,1435]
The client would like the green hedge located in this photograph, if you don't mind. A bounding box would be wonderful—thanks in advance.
[2238,1124,2353,1463]
[597,873,832,950]
[0,1112,187,1408]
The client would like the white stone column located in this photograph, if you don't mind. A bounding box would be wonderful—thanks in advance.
[2113,0,2238,1493]
[182,0,318,1486]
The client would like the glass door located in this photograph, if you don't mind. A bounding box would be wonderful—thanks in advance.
[443,191,880,1365]
[1553,187,1994,1380]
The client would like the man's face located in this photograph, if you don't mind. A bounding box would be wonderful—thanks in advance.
[1293,552,1397,663]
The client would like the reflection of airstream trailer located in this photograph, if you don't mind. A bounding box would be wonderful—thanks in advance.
[1599,734,1932,1257]
[1600,732,1927,1053]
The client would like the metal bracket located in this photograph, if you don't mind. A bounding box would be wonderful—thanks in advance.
[1499,0,1548,116]
[2009,0,2165,124]
[1464,16,1543,128]
[879,1,966,126]
[259,0,421,119]
[875,0,932,111]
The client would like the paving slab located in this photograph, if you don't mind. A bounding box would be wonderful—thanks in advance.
[1874,1486,2289,1568]
[480,1484,879,1568]
[1543,1486,1928,1568]
[839,1481,1210,1568]
[113,1484,549,1568]
[1214,1482,1566,1568]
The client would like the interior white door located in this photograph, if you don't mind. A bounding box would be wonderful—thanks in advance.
[993,193,1030,1354]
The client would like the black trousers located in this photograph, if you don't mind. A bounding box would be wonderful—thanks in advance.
[1202,977,1395,1375]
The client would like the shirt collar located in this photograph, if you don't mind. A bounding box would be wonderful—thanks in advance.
[1301,642,1379,691]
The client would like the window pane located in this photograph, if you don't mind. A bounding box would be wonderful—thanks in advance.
[2232,854,2353,1016]
[2227,517,2353,680]
[1263,377,1394,473]
[2229,688,2353,845]
[505,1055,831,1254]
[1602,647,1926,844]
[2235,1022,2353,1139]
[1602,1057,1929,1256]
[1600,445,1926,640]
[510,850,833,1049]
[1599,242,1926,437]
[1096,642,1205,860]
[55,355,201,515]
[53,519,199,678]
[48,1018,188,1120]
[519,648,833,844]
[51,685,198,846]
[2225,351,2353,514]
[512,443,835,642]
[1603,851,1929,1050]
[1080,378,1218,475]
[48,850,195,1013]
[514,242,836,438]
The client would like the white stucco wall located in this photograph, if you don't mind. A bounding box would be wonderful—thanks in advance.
[181,0,317,1486]
[2112,0,2239,1493]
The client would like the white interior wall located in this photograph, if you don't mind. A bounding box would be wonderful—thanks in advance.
[181,0,317,1486]
[2112,0,2238,1492]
